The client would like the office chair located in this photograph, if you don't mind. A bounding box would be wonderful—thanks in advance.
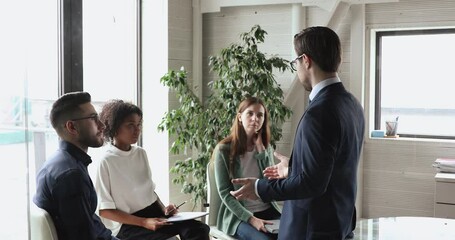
[30,203,58,240]
[30,203,179,240]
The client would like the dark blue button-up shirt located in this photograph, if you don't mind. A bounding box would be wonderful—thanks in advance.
[33,141,116,240]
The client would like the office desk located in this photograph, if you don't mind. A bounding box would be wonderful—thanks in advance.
[435,172,455,218]
[353,216,455,239]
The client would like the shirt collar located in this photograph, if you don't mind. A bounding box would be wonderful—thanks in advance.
[59,140,92,166]
[309,77,341,101]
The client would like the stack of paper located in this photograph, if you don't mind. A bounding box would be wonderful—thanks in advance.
[433,158,455,173]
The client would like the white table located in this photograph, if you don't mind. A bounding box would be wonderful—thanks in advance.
[353,216,455,240]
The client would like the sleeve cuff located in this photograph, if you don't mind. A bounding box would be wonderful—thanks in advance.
[98,201,116,210]
[254,179,260,198]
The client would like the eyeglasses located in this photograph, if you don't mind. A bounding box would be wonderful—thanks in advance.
[290,54,305,71]
[70,114,100,122]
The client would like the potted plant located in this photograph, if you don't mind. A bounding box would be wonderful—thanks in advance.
[158,25,292,207]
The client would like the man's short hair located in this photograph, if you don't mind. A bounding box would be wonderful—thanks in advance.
[293,26,341,73]
[50,92,92,133]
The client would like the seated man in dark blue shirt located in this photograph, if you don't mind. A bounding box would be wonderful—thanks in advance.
[33,91,118,240]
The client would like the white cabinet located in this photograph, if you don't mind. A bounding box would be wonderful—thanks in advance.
[435,173,455,219]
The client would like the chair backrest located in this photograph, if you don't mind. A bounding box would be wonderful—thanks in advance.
[30,203,58,240]
[207,160,221,226]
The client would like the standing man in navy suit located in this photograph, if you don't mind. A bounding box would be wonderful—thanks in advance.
[230,26,365,240]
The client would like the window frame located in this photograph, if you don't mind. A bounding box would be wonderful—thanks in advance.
[60,0,83,93]
[374,28,455,140]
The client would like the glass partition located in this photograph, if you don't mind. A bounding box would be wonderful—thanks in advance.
[0,0,59,239]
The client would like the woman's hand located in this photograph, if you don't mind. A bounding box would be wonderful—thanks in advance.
[248,216,273,232]
[263,151,289,179]
[164,204,178,217]
[141,217,172,231]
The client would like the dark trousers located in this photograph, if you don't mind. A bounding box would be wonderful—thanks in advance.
[253,206,281,220]
[116,202,210,240]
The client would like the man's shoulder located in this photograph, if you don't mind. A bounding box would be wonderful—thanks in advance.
[35,151,87,206]
[40,151,85,180]
[49,149,79,166]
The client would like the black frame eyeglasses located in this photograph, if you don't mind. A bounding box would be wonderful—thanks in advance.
[290,54,305,71]
[70,114,100,122]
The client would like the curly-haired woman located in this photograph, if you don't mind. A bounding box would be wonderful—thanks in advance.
[94,99,209,240]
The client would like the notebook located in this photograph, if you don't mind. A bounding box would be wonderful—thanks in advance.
[265,219,280,234]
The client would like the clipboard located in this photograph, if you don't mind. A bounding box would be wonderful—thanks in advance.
[166,212,209,222]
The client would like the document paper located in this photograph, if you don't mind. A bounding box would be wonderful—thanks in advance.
[166,212,209,222]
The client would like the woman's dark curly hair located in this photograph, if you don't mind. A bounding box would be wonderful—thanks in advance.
[99,99,143,144]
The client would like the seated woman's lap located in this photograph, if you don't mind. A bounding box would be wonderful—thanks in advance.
[117,219,209,240]
[234,207,280,240]
[235,222,277,240]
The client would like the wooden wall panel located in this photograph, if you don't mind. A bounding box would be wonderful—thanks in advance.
[167,0,194,211]
[362,138,455,218]
[366,0,455,25]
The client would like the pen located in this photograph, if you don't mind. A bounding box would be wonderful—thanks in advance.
[165,201,187,217]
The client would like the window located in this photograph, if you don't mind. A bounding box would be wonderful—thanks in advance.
[0,0,169,238]
[83,0,138,103]
[375,28,455,139]
[0,0,59,239]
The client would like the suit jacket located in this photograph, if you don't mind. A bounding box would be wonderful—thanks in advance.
[257,82,365,240]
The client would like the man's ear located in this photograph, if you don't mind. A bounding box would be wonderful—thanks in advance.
[64,121,79,135]
[303,54,312,69]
